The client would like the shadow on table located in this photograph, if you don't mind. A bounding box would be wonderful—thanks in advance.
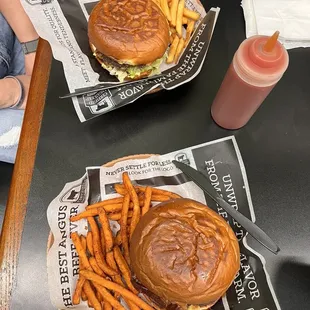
[0,162,14,231]
[274,259,310,309]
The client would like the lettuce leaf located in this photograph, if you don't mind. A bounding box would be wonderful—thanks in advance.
[101,55,165,82]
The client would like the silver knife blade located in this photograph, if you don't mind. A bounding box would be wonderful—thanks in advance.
[172,160,280,254]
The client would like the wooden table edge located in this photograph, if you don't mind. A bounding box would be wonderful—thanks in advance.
[0,38,52,309]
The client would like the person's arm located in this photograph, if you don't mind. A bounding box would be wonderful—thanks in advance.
[0,0,38,76]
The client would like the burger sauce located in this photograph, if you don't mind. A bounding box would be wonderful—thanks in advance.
[211,31,289,129]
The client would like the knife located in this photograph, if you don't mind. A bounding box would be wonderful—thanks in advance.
[59,74,165,99]
[172,160,280,255]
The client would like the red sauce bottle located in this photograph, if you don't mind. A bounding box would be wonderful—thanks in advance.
[211,31,289,129]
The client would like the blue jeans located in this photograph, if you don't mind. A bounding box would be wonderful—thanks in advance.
[0,13,25,163]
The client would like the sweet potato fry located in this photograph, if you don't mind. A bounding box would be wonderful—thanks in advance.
[92,282,125,310]
[86,197,124,210]
[98,208,114,253]
[114,246,138,294]
[122,173,140,238]
[70,209,99,222]
[115,183,127,196]
[103,301,113,310]
[183,8,200,21]
[106,251,122,298]
[83,280,102,310]
[89,256,105,276]
[108,210,133,221]
[142,187,152,216]
[136,185,182,199]
[120,193,131,264]
[73,276,86,305]
[115,231,122,245]
[71,232,92,271]
[88,217,117,276]
[81,235,87,252]
[176,0,184,37]
[80,270,153,310]
[81,289,87,301]
[86,231,94,256]
[151,194,172,202]
[100,227,106,256]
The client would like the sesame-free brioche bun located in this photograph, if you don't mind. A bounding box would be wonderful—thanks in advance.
[88,0,170,66]
[130,198,240,309]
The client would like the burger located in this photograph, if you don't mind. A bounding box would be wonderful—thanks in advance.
[130,198,240,309]
[88,0,170,82]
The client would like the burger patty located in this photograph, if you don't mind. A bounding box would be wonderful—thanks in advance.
[95,51,144,71]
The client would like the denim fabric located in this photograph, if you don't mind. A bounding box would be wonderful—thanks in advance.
[0,13,25,163]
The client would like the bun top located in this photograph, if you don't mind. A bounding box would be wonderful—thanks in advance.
[130,199,240,308]
[88,0,170,65]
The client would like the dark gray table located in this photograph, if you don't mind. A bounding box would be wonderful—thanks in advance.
[10,0,310,309]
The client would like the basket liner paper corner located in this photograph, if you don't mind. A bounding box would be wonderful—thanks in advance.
[47,136,281,310]
[21,0,219,122]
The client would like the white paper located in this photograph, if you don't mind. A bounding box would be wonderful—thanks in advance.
[241,0,310,49]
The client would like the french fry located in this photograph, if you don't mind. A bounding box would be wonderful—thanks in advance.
[170,0,178,27]
[115,183,127,196]
[118,184,181,199]
[83,280,102,310]
[183,7,200,21]
[160,0,171,22]
[176,0,185,37]
[92,282,125,310]
[185,19,195,46]
[142,187,152,216]
[120,193,131,264]
[114,246,138,294]
[89,256,105,276]
[170,33,176,44]
[86,197,124,210]
[174,37,185,63]
[123,173,140,238]
[70,209,99,222]
[100,227,106,256]
[167,35,179,63]
[115,231,122,245]
[88,217,117,276]
[182,17,188,24]
[71,232,92,271]
[99,208,114,253]
[80,270,154,310]
[86,231,94,256]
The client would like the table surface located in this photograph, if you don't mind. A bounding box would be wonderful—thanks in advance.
[2,0,310,309]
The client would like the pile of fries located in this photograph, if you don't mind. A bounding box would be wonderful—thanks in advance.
[70,172,181,310]
[153,0,201,63]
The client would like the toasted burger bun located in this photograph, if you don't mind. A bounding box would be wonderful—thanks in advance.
[130,198,240,309]
[88,0,170,66]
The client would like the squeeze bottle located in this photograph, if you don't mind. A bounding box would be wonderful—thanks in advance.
[211,31,289,129]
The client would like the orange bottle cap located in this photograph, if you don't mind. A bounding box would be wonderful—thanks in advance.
[263,31,280,52]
